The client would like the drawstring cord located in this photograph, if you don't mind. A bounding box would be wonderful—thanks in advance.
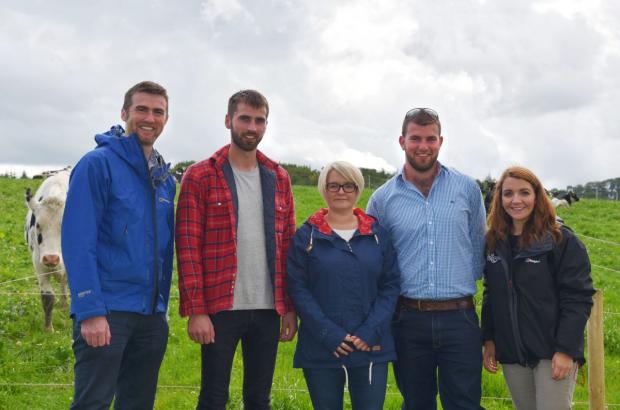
[342,365,349,391]
[305,226,314,253]
[341,362,374,390]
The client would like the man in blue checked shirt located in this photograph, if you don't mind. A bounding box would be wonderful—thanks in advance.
[366,108,486,410]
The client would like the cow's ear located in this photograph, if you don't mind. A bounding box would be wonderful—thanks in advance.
[25,188,37,211]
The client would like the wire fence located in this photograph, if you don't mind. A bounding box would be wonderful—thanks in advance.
[0,268,64,287]
[578,233,620,247]
[0,382,619,407]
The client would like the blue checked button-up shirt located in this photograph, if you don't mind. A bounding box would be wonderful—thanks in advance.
[367,164,486,300]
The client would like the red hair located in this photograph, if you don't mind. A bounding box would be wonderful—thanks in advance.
[486,166,562,253]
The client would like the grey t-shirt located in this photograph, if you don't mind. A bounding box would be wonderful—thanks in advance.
[231,166,275,310]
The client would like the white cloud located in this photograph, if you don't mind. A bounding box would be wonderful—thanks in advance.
[1,0,618,189]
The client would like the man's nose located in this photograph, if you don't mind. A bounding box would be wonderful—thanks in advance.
[144,111,155,122]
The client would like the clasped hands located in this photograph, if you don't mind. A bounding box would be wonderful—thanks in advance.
[333,334,369,358]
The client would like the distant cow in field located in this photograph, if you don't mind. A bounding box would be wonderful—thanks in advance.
[551,191,580,209]
[24,169,70,332]
[483,182,496,214]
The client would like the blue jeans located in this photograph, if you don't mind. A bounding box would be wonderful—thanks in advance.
[303,363,388,410]
[392,305,483,410]
[197,309,280,410]
[71,311,169,410]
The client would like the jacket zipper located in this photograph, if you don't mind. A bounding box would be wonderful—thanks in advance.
[500,253,526,365]
[146,160,160,314]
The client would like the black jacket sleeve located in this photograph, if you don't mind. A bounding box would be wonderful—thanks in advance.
[481,267,495,343]
[552,228,595,359]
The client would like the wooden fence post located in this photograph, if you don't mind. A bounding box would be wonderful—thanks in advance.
[587,289,605,410]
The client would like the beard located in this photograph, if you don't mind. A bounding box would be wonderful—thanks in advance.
[406,151,438,172]
[231,127,263,152]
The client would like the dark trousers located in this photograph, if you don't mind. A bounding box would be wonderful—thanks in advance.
[71,311,169,410]
[303,363,388,410]
[392,306,483,410]
[196,309,280,410]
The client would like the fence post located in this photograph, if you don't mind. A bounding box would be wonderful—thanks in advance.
[587,290,605,409]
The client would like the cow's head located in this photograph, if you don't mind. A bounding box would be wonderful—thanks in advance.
[570,191,580,202]
[25,189,66,268]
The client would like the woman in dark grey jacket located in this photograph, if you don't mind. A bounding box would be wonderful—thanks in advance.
[482,166,594,410]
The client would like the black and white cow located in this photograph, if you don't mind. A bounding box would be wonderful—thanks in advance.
[24,169,70,332]
[551,191,580,208]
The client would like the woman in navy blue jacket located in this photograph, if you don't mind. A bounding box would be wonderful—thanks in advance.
[287,161,400,410]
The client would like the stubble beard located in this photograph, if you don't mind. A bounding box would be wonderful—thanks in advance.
[407,152,438,173]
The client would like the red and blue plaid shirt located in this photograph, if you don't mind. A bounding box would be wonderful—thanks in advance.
[175,145,296,317]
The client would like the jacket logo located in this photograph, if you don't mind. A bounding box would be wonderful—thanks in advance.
[487,254,500,263]
[77,289,92,298]
[525,258,541,264]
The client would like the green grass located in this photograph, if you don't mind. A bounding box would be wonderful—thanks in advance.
[0,178,619,409]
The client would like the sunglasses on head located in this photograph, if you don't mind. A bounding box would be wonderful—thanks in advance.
[404,107,439,120]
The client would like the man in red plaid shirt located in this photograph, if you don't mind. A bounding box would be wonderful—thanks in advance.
[176,89,297,410]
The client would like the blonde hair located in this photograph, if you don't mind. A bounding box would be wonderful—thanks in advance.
[317,161,365,202]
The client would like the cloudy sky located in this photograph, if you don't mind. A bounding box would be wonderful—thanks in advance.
[1,0,618,189]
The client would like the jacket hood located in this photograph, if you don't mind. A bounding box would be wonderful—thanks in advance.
[94,125,149,177]
[307,208,376,236]
[513,232,554,259]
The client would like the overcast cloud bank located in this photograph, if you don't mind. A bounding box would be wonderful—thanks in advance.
[1,0,618,189]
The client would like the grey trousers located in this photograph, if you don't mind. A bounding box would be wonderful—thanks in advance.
[503,359,578,410]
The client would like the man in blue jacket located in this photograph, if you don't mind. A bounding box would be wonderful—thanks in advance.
[62,81,176,409]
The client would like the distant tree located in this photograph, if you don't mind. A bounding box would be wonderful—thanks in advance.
[280,163,319,186]
[171,161,196,181]
[359,168,393,189]
[172,161,195,175]
[20,171,28,179]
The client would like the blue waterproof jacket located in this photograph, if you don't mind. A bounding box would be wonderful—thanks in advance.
[287,208,400,368]
[62,126,176,322]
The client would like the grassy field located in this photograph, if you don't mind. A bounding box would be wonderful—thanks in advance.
[0,178,618,409]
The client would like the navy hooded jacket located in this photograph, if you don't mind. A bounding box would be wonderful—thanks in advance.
[62,126,176,322]
[287,208,400,368]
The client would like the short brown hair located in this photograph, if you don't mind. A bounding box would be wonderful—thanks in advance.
[401,108,441,136]
[486,166,562,254]
[228,90,269,118]
[122,81,169,113]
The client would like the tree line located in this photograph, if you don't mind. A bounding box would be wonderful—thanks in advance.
[170,161,394,189]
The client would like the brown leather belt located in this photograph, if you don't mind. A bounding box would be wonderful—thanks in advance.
[399,296,474,312]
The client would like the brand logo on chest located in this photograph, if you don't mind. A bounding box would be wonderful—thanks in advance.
[487,254,501,264]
